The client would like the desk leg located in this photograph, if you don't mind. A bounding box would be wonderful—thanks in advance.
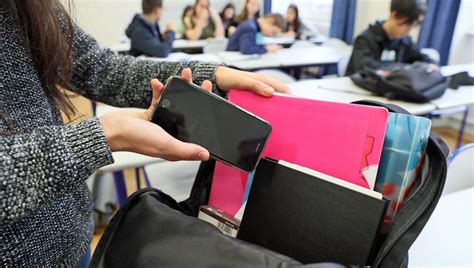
[426,105,469,149]
[135,168,142,190]
[457,106,469,149]
[113,171,127,205]
[143,167,152,187]
[91,101,97,116]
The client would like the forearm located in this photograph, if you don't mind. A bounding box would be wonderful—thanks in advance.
[70,24,220,108]
[211,15,224,38]
[185,27,203,40]
[0,118,113,224]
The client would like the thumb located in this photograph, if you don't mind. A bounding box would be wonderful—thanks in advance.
[166,139,210,161]
[144,79,164,120]
[150,79,164,108]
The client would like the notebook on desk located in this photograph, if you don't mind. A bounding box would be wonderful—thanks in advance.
[208,91,389,216]
[237,158,387,265]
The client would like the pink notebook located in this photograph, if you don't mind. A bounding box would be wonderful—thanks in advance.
[209,91,389,216]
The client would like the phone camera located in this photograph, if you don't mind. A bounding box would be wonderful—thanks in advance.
[161,99,171,108]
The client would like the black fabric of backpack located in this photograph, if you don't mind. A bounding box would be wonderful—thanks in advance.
[350,62,449,103]
[91,101,448,268]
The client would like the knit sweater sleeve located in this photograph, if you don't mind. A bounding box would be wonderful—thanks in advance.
[69,22,222,109]
[0,118,114,224]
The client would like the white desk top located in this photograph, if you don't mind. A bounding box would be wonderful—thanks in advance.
[276,46,351,67]
[143,52,223,63]
[440,63,474,76]
[432,64,474,109]
[109,39,214,54]
[222,51,281,70]
[288,78,437,115]
[172,39,210,50]
[431,87,474,110]
[224,46,351,70]
[408,187,474,267]
[288,63,474,115]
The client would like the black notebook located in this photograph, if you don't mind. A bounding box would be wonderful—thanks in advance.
[237,158,387,265]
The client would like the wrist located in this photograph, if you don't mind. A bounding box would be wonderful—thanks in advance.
[100,114,124,152]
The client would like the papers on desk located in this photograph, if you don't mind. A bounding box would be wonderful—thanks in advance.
[256,35,295,45]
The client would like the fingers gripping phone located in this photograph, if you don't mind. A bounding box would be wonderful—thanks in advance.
[150,76,272,172]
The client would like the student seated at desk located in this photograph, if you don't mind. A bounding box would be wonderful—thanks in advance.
[227,0,261,36]
[125,0,175,58]
[183,0,224,40]
[283,4,315,40]
[226,13,286,55]
[346,0,438,76]
[176,5,193,37]
[219,3,237,38]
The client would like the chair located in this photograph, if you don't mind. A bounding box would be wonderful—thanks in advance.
[420,48,441,64]
[337,55,351,77]
[443,143,474,195]
[255,69,297,85]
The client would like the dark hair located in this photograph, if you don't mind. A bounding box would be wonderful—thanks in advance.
[390,0,426,25]
[287,4,301,33]
[219,3,235,22]
[6,0,76,119]
[182,5,193,20]
[265,13,286,31]
[142,0,162,14]
[235,0,260,23]
[193,0,209,16]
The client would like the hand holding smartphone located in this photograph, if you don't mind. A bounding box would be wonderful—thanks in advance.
[150,76,271,172]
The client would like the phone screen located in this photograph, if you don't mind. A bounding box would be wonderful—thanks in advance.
[151,77,272,172]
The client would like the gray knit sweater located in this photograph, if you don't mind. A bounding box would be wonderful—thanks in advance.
[0,4,220,267]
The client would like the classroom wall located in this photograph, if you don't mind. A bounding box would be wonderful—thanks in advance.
[449,0,474,65]
[440,0,474,134]
[69,0,257,47]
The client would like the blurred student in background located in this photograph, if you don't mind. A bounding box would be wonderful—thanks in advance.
[283,4,314,39]
[226,13,286,55]
[175,4,193,37]
[227,0,260,36]
[346,0,438,75]
[183,0,224,40]
[126,0,175,57]
[219,3,237,37]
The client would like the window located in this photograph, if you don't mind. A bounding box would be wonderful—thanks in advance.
[271,0,334,35]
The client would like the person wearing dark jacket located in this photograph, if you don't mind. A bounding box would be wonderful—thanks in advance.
[126,0,175,58]
[346,0,438,76]
[226,13,286,55]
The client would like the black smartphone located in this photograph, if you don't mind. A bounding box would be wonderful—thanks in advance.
[150,76,272,172]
